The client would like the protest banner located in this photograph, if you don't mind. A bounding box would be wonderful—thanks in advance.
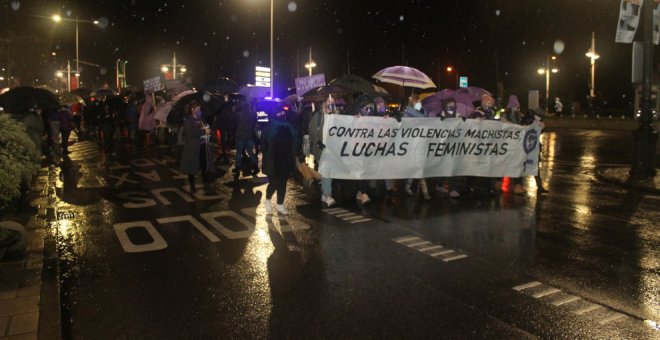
[318,115,541,179]
[295,74,326,97]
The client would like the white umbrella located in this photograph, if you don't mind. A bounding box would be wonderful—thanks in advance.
[372,65,436,89]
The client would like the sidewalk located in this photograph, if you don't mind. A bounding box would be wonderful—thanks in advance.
[0,166,59,340]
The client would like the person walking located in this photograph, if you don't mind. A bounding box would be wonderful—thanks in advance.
[403,94,431,200]
[261,106,299,215]
[180,101,216,196]
[58,105,75,156]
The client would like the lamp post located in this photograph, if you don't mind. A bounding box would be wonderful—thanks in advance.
[161,52,187,80]
[446,66,458,89]
[537,56,558,111]
[585,32,599,98]
[304,46,316,76]
[270,0,274,98]
[52,14,98,89]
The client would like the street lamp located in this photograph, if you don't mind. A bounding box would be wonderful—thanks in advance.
[446,66,458,89]
[537,56,559,111]
[160,52,187,80]
[52,14,99,89]
[304,47,316,76]
[585,31,599,98]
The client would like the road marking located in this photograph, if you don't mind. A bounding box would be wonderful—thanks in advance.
[349,218,371,224]
[323,208,346,213]
[393,235,467,263]
[442,254,469,262]
[408,241,432,247]
[551,296,581,306]
[430,249,455,257]
[512,281,542,291]
[419,245,444,252]
[344,215,366,221]
[336,212,356,218]
[573,304,602,315]
[325,208,349,215]
[532,288,561,298]
[598,313,626,325]
[394,236,420,243]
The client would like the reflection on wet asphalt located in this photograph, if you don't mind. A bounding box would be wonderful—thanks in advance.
[50,130,659,338]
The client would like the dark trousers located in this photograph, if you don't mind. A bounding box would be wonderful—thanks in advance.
[266,175,288,204]
[61,130,71,154]
[188,144,212,191]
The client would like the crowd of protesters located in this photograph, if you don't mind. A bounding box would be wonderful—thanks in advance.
[27,85,547,216]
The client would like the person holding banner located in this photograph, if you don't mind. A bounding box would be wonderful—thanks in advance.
[308,95,337,207]
[436,99,461,198]
[403,94,431,200]
[262,106,300,215]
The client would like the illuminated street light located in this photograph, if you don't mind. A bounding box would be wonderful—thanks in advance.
[51,13,100,89]
[446,66,458,89]
[161,52,187,80]
[538,56,559,111]
[585,31,599,97]
[56,71,63,78]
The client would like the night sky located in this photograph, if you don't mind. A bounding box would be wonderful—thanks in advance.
[1,0,656,106]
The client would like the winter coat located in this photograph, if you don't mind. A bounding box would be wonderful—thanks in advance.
[58,109,74,132]
[404,105,426,118]
[234,103,256,141]
[261,119,298,177]
[179,117,216,175]
[308,110,325,161]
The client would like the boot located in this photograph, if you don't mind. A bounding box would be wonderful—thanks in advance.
[264,199,273,215]
[419,179,431,200]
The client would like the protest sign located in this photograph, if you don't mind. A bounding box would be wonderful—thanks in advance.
[318,115,541,179]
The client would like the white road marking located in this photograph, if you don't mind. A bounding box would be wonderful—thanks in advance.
[551,296,581,306]
[533,288,561,298]
[573,304,602,315]
[344,215,366,221]
[598,313,626,325]
[393,236,421,243]
[322,208,348,214]
[419,245,444,252]
[512,281,542,291]
[407,241,432,247]
[442,254,468,262]
[349,218,372,224]
[430,249,455,257]
[336,212,357,218]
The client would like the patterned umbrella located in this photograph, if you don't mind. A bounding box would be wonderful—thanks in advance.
[372,66,436,89]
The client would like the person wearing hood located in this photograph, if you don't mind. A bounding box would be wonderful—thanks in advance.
[180,101,216,196]
[307,95,337,207]
[501,95,521,124]
[471,94,496,120]
[261,106,300,215]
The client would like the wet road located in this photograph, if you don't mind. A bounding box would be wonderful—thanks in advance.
[49,129,659,339]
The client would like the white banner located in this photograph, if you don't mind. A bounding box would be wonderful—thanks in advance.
[318,115,541,179]
[616,0,643,43]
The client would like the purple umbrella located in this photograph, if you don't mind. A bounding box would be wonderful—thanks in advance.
[372,66,436,89]
[456,86,492,101]
[421,89,458,117]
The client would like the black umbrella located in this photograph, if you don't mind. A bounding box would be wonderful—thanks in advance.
[329,75,375,95]
[201,77,239,94]
[168,91,226,125]
[301,84,352,102]
[0,86,60,114]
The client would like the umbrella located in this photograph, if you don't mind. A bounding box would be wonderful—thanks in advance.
[329,74,375,95]
[202,77,239,94]
[456,86,492,101]
[0,86,59,114]
[167,91,225,125]
[372,66,436,89]
[372,85,390,96]
[301,84,352,102]
[36,85,57,93]
[59,93,85,105]
[237,85,271,99]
